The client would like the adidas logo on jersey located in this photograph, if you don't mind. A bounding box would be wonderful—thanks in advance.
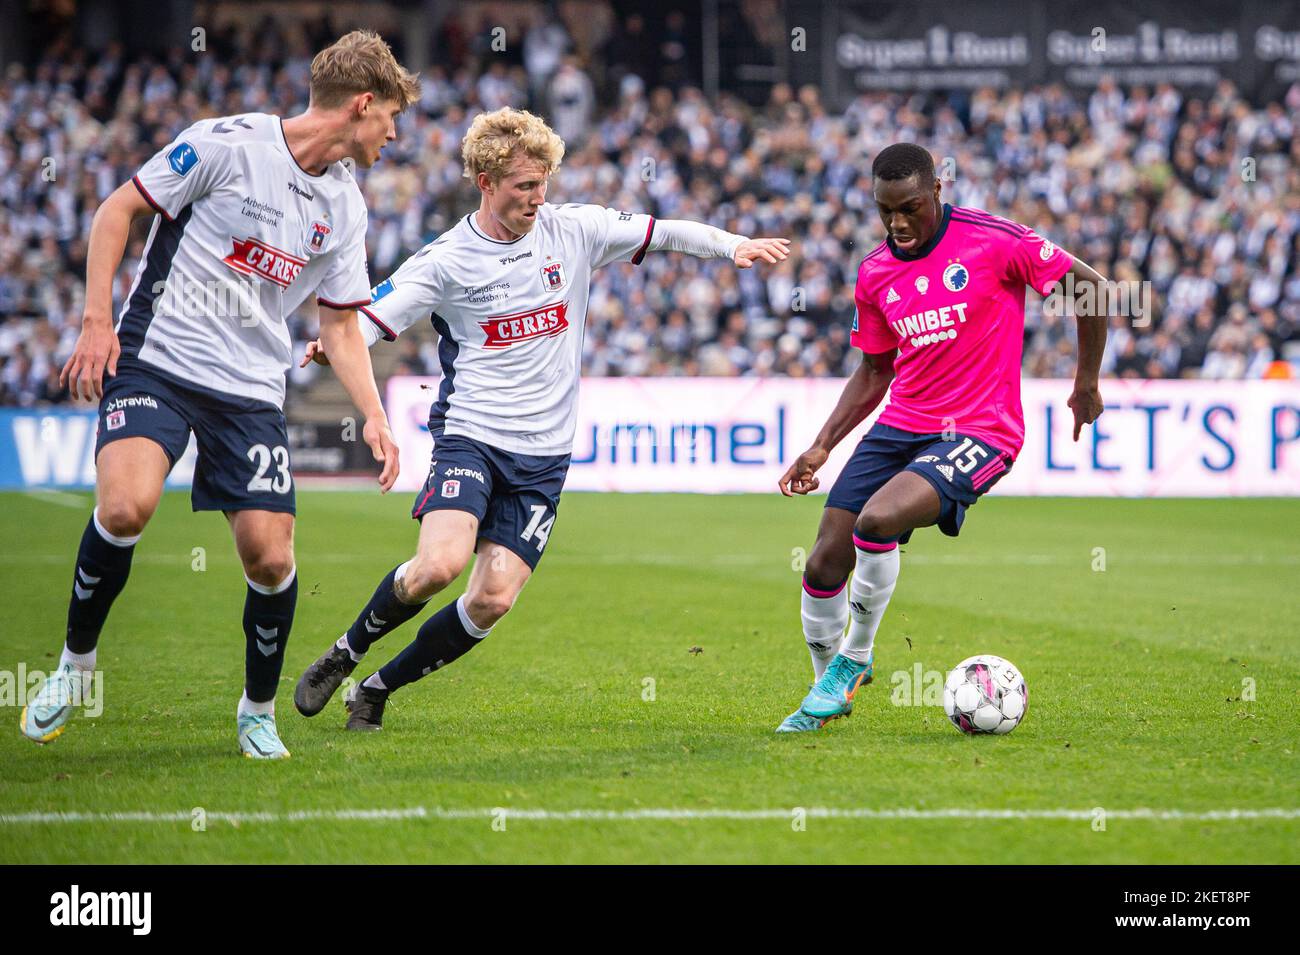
[886,287,901,304]
[480,301,570,348]
[937,464,955,481]
[223,237,305,289]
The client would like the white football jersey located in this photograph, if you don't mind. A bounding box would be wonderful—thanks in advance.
[121,113,371,407]
[361,203,655,455]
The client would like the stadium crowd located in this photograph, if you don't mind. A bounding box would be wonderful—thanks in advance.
[1,8,1298,407]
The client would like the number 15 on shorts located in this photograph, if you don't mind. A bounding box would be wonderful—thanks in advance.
[521,504,555,552]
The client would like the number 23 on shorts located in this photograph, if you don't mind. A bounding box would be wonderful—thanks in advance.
[247,443,292,494]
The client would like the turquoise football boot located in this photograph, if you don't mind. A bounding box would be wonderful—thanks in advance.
[238,712,291,759]
[799,653,873,721]
[775,708,830,733]
[20,662,87,744]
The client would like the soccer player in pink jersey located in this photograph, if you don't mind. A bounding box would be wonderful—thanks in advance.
[774,143,1107,732]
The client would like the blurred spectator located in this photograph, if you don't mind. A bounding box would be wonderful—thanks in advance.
[2,6,1298,412]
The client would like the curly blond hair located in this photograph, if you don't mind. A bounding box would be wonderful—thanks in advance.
[461,108,565,184]
[310,31,420,110]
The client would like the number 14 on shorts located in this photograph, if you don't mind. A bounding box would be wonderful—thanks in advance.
[520,504,555,551]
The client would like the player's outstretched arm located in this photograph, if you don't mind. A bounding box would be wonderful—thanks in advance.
[59,182,155,400]
[778,349,896,496]
[647,219,790,268]
[317,305,400,492]
[1063,258,1107,442]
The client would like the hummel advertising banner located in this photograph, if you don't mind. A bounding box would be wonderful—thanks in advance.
[382,377,1300,498]
[1,378,1297,496]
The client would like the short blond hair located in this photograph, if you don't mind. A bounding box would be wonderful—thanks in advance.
[461,108,565,184]
[310,31,420,110]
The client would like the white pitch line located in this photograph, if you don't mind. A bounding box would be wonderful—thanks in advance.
[2,807,1298,825]
[22,490,92,509]
[1,552,1299,568]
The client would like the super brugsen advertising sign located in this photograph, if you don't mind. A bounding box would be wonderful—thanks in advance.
[2,378,1296,496]
[805,0,1300,102]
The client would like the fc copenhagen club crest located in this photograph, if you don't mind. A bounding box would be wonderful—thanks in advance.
[307,219,332,254]
[943,261,970,292]
[541,260,566,291]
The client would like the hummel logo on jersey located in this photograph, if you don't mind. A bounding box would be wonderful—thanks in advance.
[223,237,306,289]
[886,287,901,304]
[480,302,569,348]
[937,464,955,481]
[287,182,315,201]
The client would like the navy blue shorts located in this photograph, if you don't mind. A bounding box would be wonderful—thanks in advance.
[95,360,295,514]
[825,423,1013,541]
[411,431,570,570]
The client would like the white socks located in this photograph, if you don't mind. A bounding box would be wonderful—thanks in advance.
[59,646,96,672]
[839,537,900,664]
[337,634,363,662]
[238,691,274,718]
[801,580,849,680]
[456,595,493,639]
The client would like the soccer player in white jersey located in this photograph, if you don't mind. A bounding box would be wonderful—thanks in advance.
[20,33,419,758]
[294,107,789,730]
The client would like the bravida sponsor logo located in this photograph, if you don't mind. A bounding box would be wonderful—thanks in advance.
[49,885,151,935]
[223,237,306,289]
[443,466,486,482]
[480,302,569,348]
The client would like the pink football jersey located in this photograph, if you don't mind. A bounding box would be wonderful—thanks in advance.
[851,204,1072,457]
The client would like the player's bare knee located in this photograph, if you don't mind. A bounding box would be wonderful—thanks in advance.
[855,508,901,542]
[465,590,514,627]
[804,549,851,593]
[244,550,294,589]
[97,500,151,539]
[402,557,462,602]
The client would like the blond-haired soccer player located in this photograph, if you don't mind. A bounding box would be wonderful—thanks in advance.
[294,107,790,730]
[21,32,419,758]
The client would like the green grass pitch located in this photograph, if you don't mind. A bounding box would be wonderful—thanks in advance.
[1,489,1297,863]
